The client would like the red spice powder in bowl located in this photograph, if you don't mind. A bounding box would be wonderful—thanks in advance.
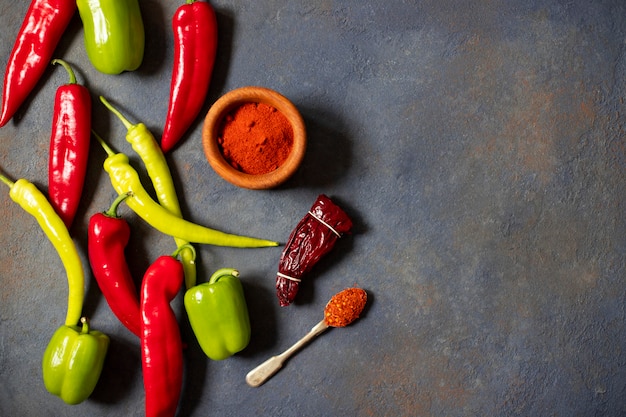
[202,86,306,189]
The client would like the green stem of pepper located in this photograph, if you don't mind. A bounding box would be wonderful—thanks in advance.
[208,267,240,284]
[0,172,14,187]
[93,129,116,156]
[99,95,133,130]
[172,243,196,261]
[104,192,132,218]
[80,316,89,333]
[51,59,77,84]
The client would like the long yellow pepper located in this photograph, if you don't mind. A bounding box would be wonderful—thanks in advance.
[0,173,84,326]
[100,96,196,289]
[93,132,279,248]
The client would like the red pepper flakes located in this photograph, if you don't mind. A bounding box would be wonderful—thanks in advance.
[324,287,367,327]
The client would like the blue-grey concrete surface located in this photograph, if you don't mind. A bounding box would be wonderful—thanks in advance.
[1,0,626,416]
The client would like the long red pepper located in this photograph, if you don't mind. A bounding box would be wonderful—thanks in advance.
[160,0,217,153]
[88,193,141,337]
[141,252,185,417]
[48,59,91,228]
[0,0,76,127]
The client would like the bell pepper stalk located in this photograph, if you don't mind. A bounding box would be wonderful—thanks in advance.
[161,0,218,153]
[0,0,76,127]
[91,131,280,248]
[88,192,141,337]
[48,59,92,229]
[0,173,84,327]
[42,317,110,404]
[184,268,251,360]
[99,95,196,289]
[141,249,186,417]
[76,0,145,74]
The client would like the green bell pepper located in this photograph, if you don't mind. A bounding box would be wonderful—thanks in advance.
[42,318,110,404]
[184,268,251,360]
[77,0,145,74]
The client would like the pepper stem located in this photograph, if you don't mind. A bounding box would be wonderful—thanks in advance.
[208,268,240,284]
[92,130,116,157]
[80,317,90,334]
[172,244,197,262]
[104,192,132,218]
[52,59,77,85]
[100,96,134,130]
[0,172,15,188]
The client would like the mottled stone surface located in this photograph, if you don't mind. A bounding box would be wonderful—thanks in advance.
[1,1,625,416]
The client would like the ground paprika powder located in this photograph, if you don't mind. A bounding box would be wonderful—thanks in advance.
[218,102,294,175]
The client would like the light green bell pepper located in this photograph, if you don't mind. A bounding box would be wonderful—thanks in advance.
[42,318,110,404]
[184,268,251,360]
[77,0,145,74]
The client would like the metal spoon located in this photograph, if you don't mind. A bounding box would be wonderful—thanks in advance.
[245,287,367,387]
[245,319,329,387]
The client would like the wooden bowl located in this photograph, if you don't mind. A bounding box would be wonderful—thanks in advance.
[202,86,306,189]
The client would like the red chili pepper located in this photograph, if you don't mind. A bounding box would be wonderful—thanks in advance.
[276,195,353,306]
[160,0,218,153]
[141,252,184,417]
[88,193,141,338]
[48,59,91,229]
[0,0,76,127]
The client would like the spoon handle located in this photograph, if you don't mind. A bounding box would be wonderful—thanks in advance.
[245,319,329,387]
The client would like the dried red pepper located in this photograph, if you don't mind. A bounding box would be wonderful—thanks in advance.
[276,194,353,306]
[161,0,218,153]
[140,252,185,417]
[88,193,141,338]
[48,59,91,229]
[0,0,76,127]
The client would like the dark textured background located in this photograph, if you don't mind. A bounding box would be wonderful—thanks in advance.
[1,1,626,416]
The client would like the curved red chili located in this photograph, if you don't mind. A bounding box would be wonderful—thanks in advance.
[0,0,76,127]
[88,193,141,337]
[48,59,92,229]
[161,0,217,153]
[141,253,184,417]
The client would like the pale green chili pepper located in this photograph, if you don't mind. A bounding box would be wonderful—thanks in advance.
[99,95,196,289]
[0,173,84,326]
[93,132,279,248]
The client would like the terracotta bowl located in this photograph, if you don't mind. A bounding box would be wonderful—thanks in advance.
[202,86,307,190]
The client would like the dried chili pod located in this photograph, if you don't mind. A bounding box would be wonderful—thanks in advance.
[276,194,352,306]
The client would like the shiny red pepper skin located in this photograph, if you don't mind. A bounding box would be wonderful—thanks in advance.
[88,193,141,337]
[48,59,91,229]
[160,0,217,153]
[141,255,184,417]
[0,0,76,127]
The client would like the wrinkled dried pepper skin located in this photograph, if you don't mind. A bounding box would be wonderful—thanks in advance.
[0,0,76,126]
[276,194,352,306]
